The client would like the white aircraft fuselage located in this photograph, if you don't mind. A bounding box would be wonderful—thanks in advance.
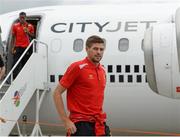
[1,3,180,135]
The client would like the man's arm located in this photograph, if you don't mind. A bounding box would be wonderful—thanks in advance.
[53,84,77,134]
[11,34,16,54]
[24,24,35,38]
[0,66,5,80]
[26,29,34,38]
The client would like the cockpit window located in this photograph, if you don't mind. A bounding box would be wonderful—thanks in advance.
[118,38,129,52]
[73,39,84,52]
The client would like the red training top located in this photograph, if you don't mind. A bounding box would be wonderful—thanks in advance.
[60,57,107,135]
[12,22,34,48]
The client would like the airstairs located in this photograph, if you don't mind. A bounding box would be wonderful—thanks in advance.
[0,39,48,136]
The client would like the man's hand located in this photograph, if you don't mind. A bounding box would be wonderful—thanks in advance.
[63,118,77,135]
[23,27,29,33]
[0,117,6,123]
[23,27,34,38]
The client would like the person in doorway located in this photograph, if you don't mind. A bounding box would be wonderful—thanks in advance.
[11,11,34,79]
[53,35,111,136]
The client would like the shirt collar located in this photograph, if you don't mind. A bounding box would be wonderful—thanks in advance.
[85,57,100,69]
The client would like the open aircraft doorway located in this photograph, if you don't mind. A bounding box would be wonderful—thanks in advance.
[5,16,41,77]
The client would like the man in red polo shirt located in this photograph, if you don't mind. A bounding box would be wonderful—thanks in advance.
[53,35,111,136]
[11,12,34,79]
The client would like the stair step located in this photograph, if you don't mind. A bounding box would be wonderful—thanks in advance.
[0,84,10,92]
[0,84,10,99]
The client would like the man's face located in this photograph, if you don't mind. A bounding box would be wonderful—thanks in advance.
[19,15,26,24]
[86,43,105,64]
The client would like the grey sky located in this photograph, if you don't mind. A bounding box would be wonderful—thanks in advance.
[0,0,180,14]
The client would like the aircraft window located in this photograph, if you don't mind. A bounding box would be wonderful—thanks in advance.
[118,38,129,52]
[116,65,121,73]
[143,65,146,73]
[108,65,113,73]
[128,75,133,82]
[137,75,142,82]
[119,75,124,82]
[73,39,84,52]
[51,39,62,53]
[125,65,130,73]
[50,75,55,82]
[134,65,139,73]
[110,75,115,82]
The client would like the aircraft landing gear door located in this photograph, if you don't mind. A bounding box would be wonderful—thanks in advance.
[143,12,180,99]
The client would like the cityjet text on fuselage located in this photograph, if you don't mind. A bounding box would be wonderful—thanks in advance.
[51,21,157,33]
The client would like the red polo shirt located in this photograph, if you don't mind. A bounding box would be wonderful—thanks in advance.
[60,57,107,135]
[12,22,34,48]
